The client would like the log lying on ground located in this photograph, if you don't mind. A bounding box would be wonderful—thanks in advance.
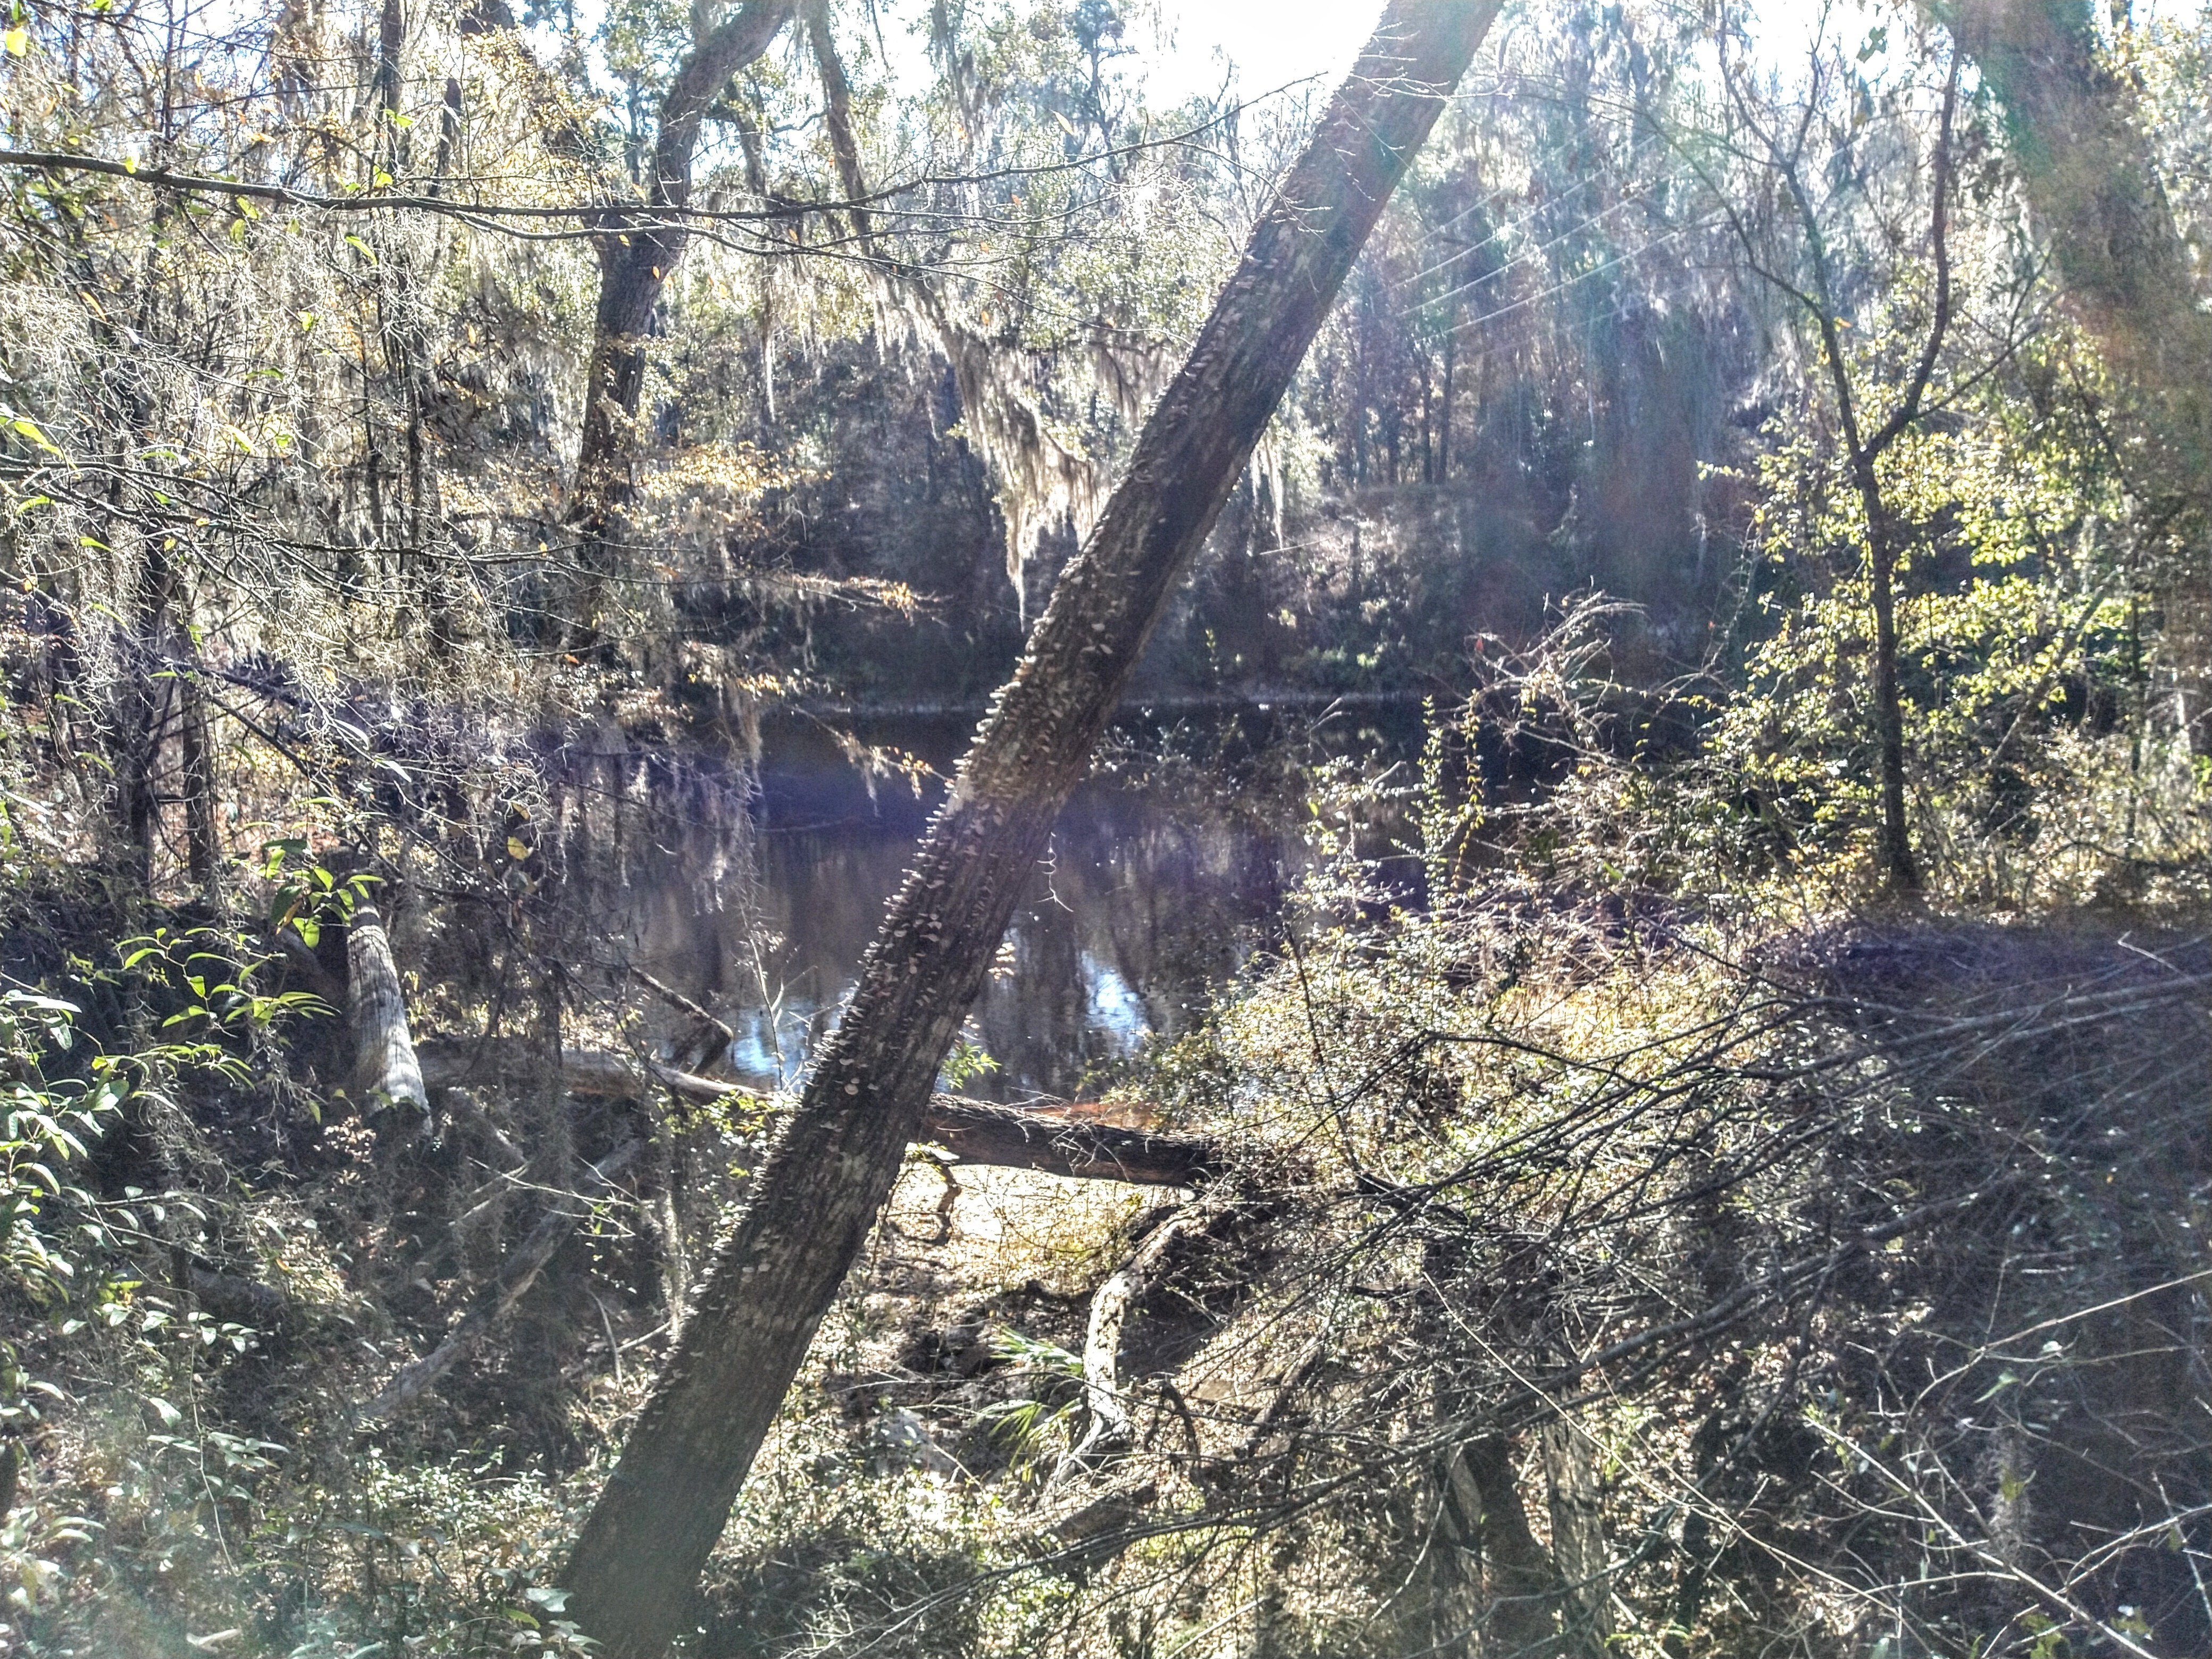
[1053,1205,1211,1487]
[186,1263,294,1327]
[416,1040,1221,1187]
[923,1096,1218,1186]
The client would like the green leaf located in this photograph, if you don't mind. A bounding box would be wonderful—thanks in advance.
[10,417,58,455]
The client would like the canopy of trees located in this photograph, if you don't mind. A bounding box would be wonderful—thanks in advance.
[0,0,2207,1655]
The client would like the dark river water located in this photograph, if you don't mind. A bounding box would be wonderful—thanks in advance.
[616,698,1425,1102]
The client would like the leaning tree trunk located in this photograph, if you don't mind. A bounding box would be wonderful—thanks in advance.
[1948,0,2212,747]
[1950,0,2212,446]
[559,6,1500,1651]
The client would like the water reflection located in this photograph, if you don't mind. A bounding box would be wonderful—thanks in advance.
[621,702,1418,1102]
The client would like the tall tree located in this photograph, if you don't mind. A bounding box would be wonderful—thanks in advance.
[568,0,796,643]
[1949,0,2212,742]
[1705,32,1957,895]
[558,5,1503,1652]
[1949,0,2212,454]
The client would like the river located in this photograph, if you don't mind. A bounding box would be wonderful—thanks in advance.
[615,698,1427,1102]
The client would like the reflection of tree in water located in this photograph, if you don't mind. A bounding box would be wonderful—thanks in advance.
[971,800,1280,1097]
[615,708,1345,1097]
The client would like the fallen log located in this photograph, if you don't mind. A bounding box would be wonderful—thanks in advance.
[1053,1206,1210,1488]
[415,1040,1220,1188]
[186,1263,294,1328]
[924,1096,1218,1187]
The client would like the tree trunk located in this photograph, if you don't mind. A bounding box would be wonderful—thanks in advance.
[1541,1421,1611,1658]
[1439,329,1455,482]
[1950,0,2212,455]
[559,7,1498,1651]
[120,552,175,887]
[1442,1434,1560,1657]
[1752,60,1954,897]
[347,898,427,1126]
[1949,0,2212,747]
[806,0,871,252]
[567,0,795,644]
[1862,489,1921,895]
[178,672,219,892]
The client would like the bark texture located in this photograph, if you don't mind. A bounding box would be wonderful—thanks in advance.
[1441,1434,1559,1656]
[924,1096,1217,1185]
[346,900,426,1121]
[560,7,1499,1650]
[1541,1421,1611,1658]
